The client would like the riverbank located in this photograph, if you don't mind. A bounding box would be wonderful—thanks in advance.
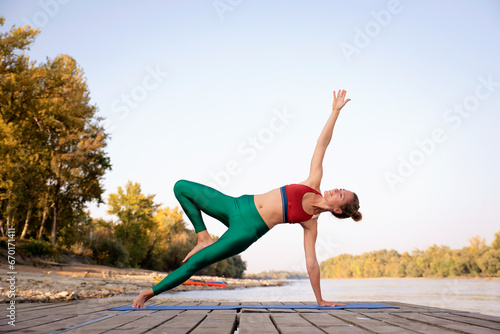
[0,262,285,303]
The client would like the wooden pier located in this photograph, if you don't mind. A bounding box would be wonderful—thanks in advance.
[3,300,500,333]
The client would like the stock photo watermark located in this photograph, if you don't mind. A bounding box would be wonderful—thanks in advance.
[213,0,244,21]
[438,279,462,310]
[206,106,295,190]
[385,74,499,191]
[102,65,169,132]
[340,0,403,64]
[5,228,17,327]
[21,0,71,28]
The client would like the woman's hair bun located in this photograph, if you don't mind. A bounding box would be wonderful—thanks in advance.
[352,211,362,222]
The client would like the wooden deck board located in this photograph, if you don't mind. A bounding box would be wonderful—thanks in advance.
[4,301,137,332]
[359,312,459,333]
[270,313,325,334]
[190,313,238,334]
[6,300,499,334]
[458,312,500,323]
[331,311,420,334]
[394,312,500,334]
[238,313,279,334]
[104,311,181,334]
[20,311,125,333]
[147,313,208,334]
[422,312,500,331]
[300,313,373,333]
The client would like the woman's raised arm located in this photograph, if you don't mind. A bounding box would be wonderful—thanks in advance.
[303,90,350,190]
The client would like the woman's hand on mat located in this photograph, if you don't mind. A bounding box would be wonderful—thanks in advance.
[132,289,155,308]
[318,300,347,307]
[332,89,350,112]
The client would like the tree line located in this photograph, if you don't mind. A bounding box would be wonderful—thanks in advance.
[0,18,245,278]
[245,270,308,280]
[83,181,246,278]
[320,232,500,278]
[0,18,110,245]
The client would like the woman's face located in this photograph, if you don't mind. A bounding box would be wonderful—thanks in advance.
[324,188,353,212]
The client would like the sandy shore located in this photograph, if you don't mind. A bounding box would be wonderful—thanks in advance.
[0,262,284,303]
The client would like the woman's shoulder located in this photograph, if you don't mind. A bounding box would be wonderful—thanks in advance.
[296,180,321,193]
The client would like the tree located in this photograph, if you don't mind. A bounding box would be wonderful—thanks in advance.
[0,17,111,245]
[0,17,41,236]
[108,181,159,267]
[492,231,500,250]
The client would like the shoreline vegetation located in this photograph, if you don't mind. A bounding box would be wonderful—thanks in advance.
[320,232,500,279]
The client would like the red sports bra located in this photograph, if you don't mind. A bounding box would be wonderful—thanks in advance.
[280,184,321,224]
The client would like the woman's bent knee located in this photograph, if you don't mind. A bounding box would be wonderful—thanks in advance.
[173,179,190,197]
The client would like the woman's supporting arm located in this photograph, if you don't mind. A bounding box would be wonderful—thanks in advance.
[302,219,346,307]
[303,90,350,189]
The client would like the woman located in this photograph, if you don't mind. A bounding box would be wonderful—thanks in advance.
[132,89,361,308]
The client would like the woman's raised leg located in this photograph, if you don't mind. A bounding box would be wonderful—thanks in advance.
[173,180,235,262]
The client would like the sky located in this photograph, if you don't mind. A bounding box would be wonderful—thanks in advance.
[1,0,499,273]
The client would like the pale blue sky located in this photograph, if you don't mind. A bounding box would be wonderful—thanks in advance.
[2,0,499,273]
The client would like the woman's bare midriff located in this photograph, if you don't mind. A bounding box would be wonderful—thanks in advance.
[254,188,284,229]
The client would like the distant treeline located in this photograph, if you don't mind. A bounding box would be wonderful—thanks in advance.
[320,231,500,278]
[245,270,308,280]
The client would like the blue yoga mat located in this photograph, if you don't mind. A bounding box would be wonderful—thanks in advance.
[109,303,398,311]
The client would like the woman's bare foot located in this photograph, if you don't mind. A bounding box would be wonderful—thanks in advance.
[182,231,214,263]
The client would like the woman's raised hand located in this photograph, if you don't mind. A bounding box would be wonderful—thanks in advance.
[332,89,350,112]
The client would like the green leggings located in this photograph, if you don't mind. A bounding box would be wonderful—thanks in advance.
[152,180,270,295]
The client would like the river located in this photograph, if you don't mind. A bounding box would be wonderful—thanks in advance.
[151,278,500,316]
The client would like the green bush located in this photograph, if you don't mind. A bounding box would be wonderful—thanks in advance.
[91,238,129,267]
[20,240,57,257]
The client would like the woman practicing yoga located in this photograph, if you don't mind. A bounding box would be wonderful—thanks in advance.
[132,89,361,308]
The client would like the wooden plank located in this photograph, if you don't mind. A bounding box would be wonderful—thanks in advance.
[52,303,168,334]
[60,311,159,333]
[104,311,180,334]
[238,313,279,334]
[241,301,268,313]
[458,312,500,323]
[4,313,79,332]
[423,312,500,331]
[147,313,207,334]
[15,301,80,310]
[331,312,418,334]
[9,301,126,325]
[387,301,469,314]
[301,313,372,334]
[0,311,48,327]
[0,301,127,330]
[191,313,238,334]
[359,312,459,334]
[22,311,127,333]
[270,313,325,334]
[395,312,500,334]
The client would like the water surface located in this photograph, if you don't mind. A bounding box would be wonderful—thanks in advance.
[150,278,500,316]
